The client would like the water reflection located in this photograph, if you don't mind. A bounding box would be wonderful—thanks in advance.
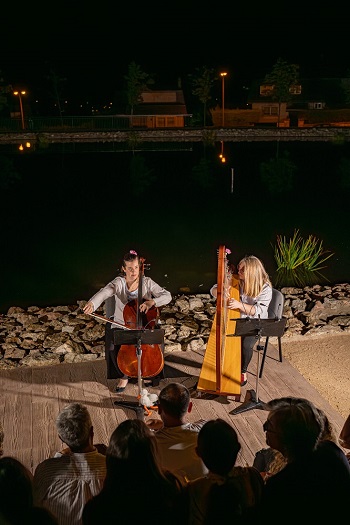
[1,140,349,312]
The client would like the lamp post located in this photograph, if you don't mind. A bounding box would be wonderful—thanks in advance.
[220,72,227,127]
[13,90,26,129]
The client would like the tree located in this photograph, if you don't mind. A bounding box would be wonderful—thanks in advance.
[342,73,350,107]
[188,66,217,127]
[46,68,67,119]
[263,58,300,127]
[0,70,12,115]
[124,62,154,117]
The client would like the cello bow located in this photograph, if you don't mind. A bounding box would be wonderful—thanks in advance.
[87,312,132,330]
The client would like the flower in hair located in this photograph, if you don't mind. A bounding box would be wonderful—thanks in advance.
[225,248,231,254]
[130,250,137,255]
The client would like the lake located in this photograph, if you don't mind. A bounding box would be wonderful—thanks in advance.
[1,139,349,313]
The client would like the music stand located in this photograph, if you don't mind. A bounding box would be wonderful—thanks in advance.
[113,329,165,421]
[228,317,287,415]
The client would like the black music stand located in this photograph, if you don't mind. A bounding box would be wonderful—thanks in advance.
[228,317,287,415]
[113,329,165,421]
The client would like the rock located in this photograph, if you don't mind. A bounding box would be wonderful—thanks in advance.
[0,283,349,368]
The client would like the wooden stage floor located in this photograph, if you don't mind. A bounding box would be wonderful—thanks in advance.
[0,342,346,474]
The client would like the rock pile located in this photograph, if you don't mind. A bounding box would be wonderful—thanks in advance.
[1,284,350,370]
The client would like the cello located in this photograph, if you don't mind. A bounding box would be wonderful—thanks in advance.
[116,257,164,379]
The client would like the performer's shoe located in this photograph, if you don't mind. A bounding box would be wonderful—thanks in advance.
[241,373,247,386]
[115,379,128,393]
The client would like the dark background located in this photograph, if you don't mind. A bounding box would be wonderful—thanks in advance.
[2,4,349,104]
[1,139,349,313]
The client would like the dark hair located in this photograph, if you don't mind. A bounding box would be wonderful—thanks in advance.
[268,399,324,460]
[158,382,190,419]
[197,419,241,476]
[105,419,166,487]
[0,456,33,520]
[123,250,140,264]
[91,419,181,524]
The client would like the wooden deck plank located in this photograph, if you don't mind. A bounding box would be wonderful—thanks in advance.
[0,343,346,476]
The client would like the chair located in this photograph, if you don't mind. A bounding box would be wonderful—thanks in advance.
[258,288,285,378]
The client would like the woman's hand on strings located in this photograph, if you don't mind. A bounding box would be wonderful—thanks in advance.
[224,286,232,300]
[139,299,155,313]
[228,298,240,310]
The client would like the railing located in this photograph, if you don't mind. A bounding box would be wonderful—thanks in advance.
[0,115,194,132]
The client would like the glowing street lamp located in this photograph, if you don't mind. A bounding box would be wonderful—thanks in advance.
[220,72,227,127]
[13,90,26,129]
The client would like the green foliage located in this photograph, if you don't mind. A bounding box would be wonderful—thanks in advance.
[188,66,218,126]
[263,58,300,104]
[273,229,334,287]
[127,131,142,149]
[124,62,154,115]
[46,69,67,119]
[201,129,217,147]
[260,151,296,193]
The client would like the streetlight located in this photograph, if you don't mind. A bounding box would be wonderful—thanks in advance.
[13,90,26,129]
[220,72,227,127]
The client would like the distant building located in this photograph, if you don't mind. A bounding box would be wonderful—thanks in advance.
[131,89,190,128]
[210,78,350,128]
[247,77,350,127]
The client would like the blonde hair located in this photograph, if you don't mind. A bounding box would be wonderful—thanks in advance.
[238,255,272,298]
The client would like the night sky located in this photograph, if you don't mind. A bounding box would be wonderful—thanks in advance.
[2,3,350,103]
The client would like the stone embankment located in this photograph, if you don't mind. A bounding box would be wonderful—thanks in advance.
[1,284,350,370]
[2,127,350,145]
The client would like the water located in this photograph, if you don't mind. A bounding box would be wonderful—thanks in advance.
[1,140,349,313]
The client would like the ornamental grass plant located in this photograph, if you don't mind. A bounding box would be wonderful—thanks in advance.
[273,229,334,287]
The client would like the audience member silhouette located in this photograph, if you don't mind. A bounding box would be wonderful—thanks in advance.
[146,382,208,483]
[260,397,350,523]
[0,456,58,525]
[184,418,263,524]
[253,398,338,479]
[33,403,107,525]
[339,413,350,464]
[0,423,3,458]
[82,419,183,525]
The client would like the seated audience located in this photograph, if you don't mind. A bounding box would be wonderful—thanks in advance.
[82,419,183,525]
[184,418,264,524]
[0,456,57,524]
[253,398,338,479]
[260,397,350,523]
[146,382,207,483]
[33,403,107,525]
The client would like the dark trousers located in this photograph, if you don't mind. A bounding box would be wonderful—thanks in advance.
[105,323,126,379]
[241,335,257,373]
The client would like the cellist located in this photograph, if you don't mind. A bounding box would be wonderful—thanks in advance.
[83,250,172,392]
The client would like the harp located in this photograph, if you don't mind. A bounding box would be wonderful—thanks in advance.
[197,245,241,399]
